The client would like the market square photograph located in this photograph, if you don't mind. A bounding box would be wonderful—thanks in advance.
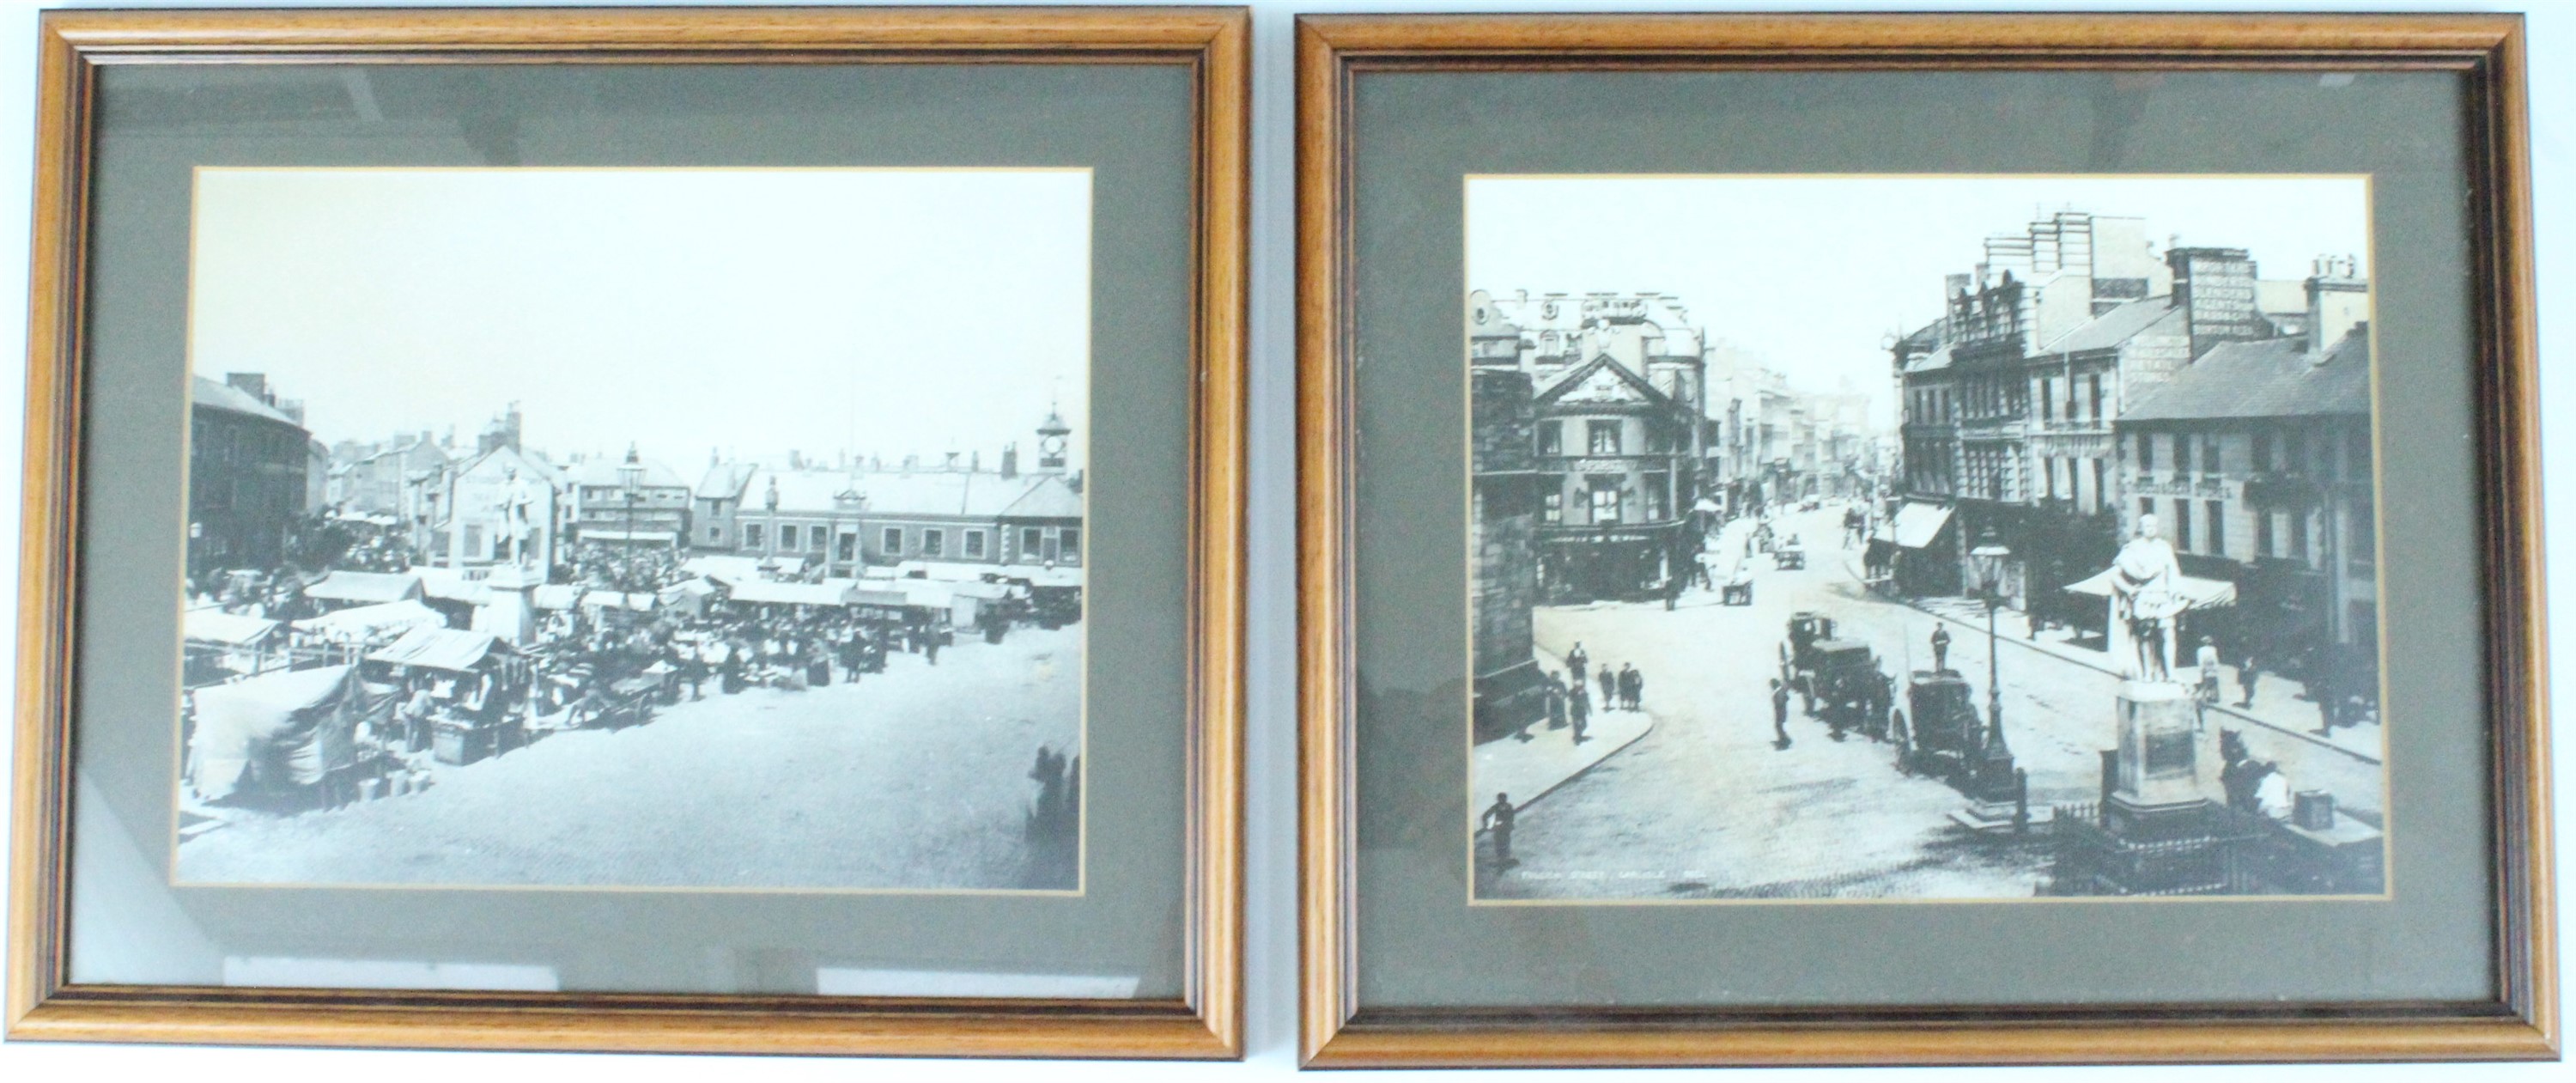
[174,167,1091,892]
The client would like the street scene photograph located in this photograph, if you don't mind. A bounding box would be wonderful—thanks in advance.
[1467,174,2387,902]
[175,167,1091,892]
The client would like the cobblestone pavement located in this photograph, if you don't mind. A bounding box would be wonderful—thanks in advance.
[177,625,1084,891]
[1478,503,2386,902]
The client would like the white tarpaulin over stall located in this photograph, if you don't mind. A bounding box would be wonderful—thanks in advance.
[294,599,447,642]
[187,664,394,800]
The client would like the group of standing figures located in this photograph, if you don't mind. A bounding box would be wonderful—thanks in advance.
[1517,642,1647,748]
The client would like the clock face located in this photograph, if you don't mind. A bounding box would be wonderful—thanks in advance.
[1042,435,1067,457]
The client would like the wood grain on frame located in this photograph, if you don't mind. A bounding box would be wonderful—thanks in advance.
[7,5,1248,1061]
[1295,11,2551,1068]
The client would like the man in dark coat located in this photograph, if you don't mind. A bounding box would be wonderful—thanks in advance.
[2236,650,2262,708]
[1480,792,1517,866]
[1546,674,1569,730]
[1598,666,1617,711]
[1771,678,1793,750]
[1619,663,1642,710]
[1931,624,1953,672]
[1565,642,1589,689]
[1568,684,1590,744]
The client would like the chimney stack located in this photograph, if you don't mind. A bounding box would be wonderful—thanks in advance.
[2303,253,2368,357]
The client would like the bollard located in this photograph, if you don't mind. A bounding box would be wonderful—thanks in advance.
[2013,768,2030,835]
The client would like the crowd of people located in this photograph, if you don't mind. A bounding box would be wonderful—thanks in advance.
[184,530,1065,813]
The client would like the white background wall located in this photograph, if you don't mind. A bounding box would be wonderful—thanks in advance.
[0,0,2567,1080]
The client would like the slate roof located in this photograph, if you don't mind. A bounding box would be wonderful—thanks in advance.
[697,461,758,501]
[568,457,691,491]
[2121,326,2371,423]
[732,465,1083,520]
[2038,297,2185,355]
[1902,344,1955,375]
[191,376,303,428]
[1533,354,1672,407]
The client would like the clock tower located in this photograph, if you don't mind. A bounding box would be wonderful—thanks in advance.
[1036,407,1072,472]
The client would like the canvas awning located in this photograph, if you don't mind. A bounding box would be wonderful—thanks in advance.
[294,599,447,641]
[725,580,857,606]
[532,584,586,611]
[582,529,677,544]
[367,625,510,672]
[2063,569,2239,609]
[303,570,422,604]
[896,560,987,583]
[1890,502,1953,550]
[678,556,766,585]
[187,665,394,800]
[411,568,493,605]
[185,609,280,646]
[1009,567,1084,589]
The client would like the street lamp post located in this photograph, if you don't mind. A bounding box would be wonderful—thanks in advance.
[618,444,645,556]
[1969,528,2026,825]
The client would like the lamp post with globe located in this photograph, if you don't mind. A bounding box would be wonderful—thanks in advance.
[1968,528,2028,829]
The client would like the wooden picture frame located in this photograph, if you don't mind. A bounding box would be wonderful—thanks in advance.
[1296,12,2549,1068]
[8,6,1246,1060]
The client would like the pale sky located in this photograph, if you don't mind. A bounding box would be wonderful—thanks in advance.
[190,167,1091,474]
[1467,175,2372,429]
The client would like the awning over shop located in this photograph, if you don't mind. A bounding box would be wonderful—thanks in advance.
[532,584,586,611]
[294,599,447,641]
[303,570,422,605]
[367,626,511,672]
[185,608,280,646]
[1890,502,1953,550]
[580,590,658,611]
[2063,569,2239,609]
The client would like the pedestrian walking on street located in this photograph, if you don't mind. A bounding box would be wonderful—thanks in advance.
[1569,684,1590,742]
[1663,574,1685,611]
[1618,663,1642,710]
[1770,678,1792,750]
[1598,666,1617,711]
[1546,674,1569,730]
[2312,661,2340,735]
[1565,642,1589,688]
[2236,650,2262,708]
[1480,793,1517,867]
[925,634,941,666]
[1931,624,1952,672]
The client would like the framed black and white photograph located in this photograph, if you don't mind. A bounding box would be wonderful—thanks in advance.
[1299,11,2551,1068]
[1466,174,2388,904]
[180,166,1097,896]
[7,6,1247,1060]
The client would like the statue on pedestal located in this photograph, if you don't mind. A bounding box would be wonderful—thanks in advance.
[2109,514,2186,682]
[495,465,543,569]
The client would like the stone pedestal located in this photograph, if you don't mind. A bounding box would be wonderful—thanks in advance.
[474,563,541,647]
[2104,679,2216,841]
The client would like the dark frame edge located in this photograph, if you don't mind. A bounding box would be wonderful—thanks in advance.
[4,5,1251,1062]
[1291,9,2558,1068]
